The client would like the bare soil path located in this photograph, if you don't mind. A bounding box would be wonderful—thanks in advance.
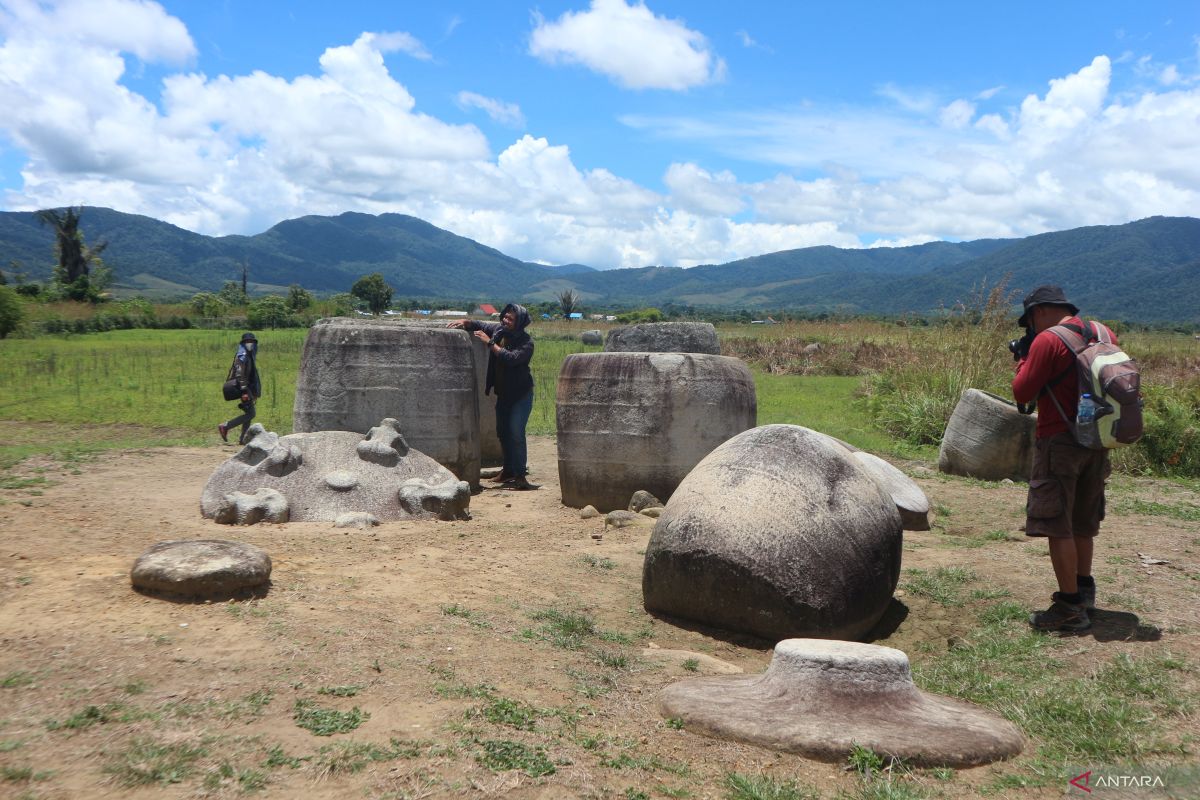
[1,435,1197,799]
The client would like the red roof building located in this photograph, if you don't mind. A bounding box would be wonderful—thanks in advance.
[474,303,498,316]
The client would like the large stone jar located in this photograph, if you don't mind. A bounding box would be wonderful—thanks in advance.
[938,389,1037,482]
[643,424,903,641]
[604,322,721,355]
[556,352,756,511]
[293,318,480,486]
[385,317,502,467]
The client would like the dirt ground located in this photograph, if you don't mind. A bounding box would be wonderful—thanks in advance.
[0,433,1197,799]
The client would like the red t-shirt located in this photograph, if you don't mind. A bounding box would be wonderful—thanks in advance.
[1012,317,1119,439]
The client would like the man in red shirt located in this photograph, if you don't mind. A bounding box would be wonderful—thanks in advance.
[1012,286,1114,632]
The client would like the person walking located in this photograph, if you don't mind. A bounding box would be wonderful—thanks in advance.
[218,332,262,445]
[448,304,538,490]
[1011,286,1116,632]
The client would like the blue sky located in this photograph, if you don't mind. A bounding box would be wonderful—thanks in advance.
[1,1,1197,268]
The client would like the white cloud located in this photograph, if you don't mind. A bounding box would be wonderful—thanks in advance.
[368,31,431,60]
[456,91,525,128]
[976,85,1004,100]
[529,0,724,90]
[0,4,1197,273]
[1160,64,1180,85]
[876,83,938,113]
[664,162,744,216]
[939,99,975,129]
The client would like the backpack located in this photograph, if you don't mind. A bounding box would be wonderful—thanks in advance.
[1043,321,1143,449]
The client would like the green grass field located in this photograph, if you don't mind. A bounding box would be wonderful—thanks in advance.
[0,328,920,468]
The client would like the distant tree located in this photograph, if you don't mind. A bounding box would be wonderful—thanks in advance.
[189,292,226,316]
[286,283,313,311]
[0,266,6,285]
[248,295,293,329]
[351,273,393,315]
[326,292,355,316]
[15,283,42,298]
[218,280,247,307]
[616,307,664,324]
[241,260,249,298]
[557,289,581,319]
[36,207,110,302]
[0,286,24,338]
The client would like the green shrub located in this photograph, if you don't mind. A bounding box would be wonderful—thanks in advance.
[0,286,24,338]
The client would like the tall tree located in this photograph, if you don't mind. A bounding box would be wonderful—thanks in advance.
[37,207,107,287]
[558,288,581,319]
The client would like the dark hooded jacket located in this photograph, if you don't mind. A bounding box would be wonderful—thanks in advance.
[227,341,262,399]
[463,303,534,400]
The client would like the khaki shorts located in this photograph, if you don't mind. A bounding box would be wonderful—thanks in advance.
[1025,433,1110,539]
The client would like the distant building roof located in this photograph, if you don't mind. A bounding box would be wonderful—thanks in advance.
[475,303,498,315]
[433,310,468,317]
[568,312,583,319]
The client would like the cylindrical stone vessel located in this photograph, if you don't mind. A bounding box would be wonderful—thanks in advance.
[556,352,756,510]
[386,318,501,466]
[604,321,721,354]
[294,318,481,486]
[938,389,1037,482]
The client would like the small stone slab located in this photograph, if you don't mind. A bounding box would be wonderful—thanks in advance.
[580,505,600,519]
[628,490,663,513]
[131,539,271,598]
[605,510,651,529]
[640,507,663,519]
[659,638,1022,767]
[334,512,379,529]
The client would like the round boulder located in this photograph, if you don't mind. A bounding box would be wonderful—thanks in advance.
[659,638,1023,767]
[581,330,603,345]
[131,540,271,598]
[939,389,1036,482]
[604,322,720,355]
[557,352,757,511]
[643,424,902,641]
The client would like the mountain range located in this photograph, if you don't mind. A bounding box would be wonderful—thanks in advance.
[2,207,1198,322]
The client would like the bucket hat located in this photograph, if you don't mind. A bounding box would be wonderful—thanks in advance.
[1018,285,1078,327]
[240,332,258,343]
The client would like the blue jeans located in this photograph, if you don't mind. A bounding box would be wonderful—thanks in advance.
[495,390,533,477]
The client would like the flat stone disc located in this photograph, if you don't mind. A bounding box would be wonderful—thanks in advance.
[131,539,271,598]
[659,639,1022,767]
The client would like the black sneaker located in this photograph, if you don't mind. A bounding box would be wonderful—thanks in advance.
[504,476,540,491]
[1029,593,1091,632]
[1079,583,1096,611]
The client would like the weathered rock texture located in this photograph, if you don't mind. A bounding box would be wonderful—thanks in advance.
[851,452,931,531]
[201,420,470,522]
[212,488,290,525]
[293,318,483,485]
[628,490,663,513]
[643,424,902,641]
[659,638,1023,767]
[131,540,272,598]
[939,389,1037,482]
[557,352,756,511]
[581,330,603,345]
[604,322,721,355]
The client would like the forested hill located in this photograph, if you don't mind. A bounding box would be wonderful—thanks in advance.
[1,207,1197,322]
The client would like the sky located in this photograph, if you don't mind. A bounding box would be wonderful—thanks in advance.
[0,1,1197,269]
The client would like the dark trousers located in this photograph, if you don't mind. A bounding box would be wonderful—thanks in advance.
[495,390,533,477]
[225,400,256,444]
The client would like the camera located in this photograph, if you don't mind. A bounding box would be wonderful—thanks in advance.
[1008,327,1034,361]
